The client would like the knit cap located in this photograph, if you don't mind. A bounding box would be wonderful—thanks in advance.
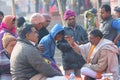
[64,9,76,20]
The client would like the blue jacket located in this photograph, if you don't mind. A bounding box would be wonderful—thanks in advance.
[39,24,64,63]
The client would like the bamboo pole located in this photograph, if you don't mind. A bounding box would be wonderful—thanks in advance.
[97,0,99,11]
[57,0,65,26]
[11,0,16,16]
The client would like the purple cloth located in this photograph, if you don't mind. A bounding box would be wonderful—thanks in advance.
[44,58,61,73]
[64,9,76,20]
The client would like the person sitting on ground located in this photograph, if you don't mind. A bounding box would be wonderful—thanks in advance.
[65,29,119,80]
[0,33,17,80]
[10,23,66,80]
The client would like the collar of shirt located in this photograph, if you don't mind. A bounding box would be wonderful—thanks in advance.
[29,40,36,46]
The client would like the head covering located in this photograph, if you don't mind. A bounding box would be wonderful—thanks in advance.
[0,15,16,34]
[114,6,120,12]
[2,15,16,26]
[30,13,45,24]
[85,11,93,18]
[89,8,97,15]
[64,9,76,20]
[2,33,16,48]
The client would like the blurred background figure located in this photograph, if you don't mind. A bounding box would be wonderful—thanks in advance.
[16,16,26,33]
[0,33,17,80]
[0,11,4,24]
[42,13,51,28]
[66,0,77,12]
[17,16,26,28]
[84,8,98,32]
[42,0,50,13]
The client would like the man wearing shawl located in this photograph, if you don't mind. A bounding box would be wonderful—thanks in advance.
[65,29,119,80]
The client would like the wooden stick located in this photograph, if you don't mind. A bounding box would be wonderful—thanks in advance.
[11,0,16,16]
[57,0,65,26]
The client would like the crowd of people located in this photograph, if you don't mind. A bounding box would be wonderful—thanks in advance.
[0,3,120,80]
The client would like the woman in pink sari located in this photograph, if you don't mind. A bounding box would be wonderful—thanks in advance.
[0,15,17,51]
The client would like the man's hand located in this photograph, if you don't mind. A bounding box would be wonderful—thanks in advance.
[64,35,76,47]
[38,44,44,52]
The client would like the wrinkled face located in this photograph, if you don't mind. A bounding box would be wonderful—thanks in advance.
[27,27,39,43]
[34,22,43,30]
[6,40,17,56]
[66,16,76,27]
[100,8,110,20]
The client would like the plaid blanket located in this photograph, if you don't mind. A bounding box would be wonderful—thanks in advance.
[0,49,12,80]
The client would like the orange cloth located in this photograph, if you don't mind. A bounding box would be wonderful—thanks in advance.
[87,45,95,63]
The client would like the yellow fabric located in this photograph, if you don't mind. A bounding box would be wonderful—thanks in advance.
[44,58,51,64]
[87,45,95,63]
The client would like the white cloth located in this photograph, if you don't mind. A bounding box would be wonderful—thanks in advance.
[81,67,96,78]
[46,76,67,80]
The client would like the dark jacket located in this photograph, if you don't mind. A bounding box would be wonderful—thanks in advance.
[10,39,62,80]
[57,24,88,70]
[99,16,117,41]
[37,27,49,44]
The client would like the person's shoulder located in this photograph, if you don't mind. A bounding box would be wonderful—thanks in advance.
[0,49,5,54]
[76,24,86,30]
[40,35,52,43]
